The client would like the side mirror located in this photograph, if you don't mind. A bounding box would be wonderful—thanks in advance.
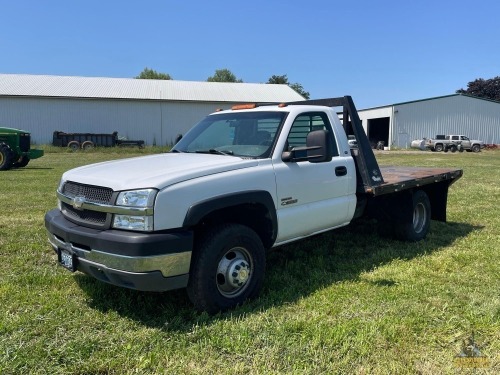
[306,129,331,163]
[281,130,332,163]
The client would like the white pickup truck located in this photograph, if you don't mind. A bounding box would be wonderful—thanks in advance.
[45,97,463,313]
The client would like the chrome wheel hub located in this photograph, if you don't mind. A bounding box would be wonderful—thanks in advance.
[216,247,252,297]
[413,202,426,233]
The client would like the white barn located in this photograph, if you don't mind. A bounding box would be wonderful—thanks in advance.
[0,74,305,145]
[357,94,500,149]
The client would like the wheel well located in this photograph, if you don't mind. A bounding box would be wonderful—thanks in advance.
[192,203,275,249]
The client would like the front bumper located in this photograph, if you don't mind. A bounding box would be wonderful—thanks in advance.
[44,209,193,292]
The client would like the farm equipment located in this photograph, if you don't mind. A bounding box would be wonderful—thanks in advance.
[52,131,145,150]
[0,127,44,170]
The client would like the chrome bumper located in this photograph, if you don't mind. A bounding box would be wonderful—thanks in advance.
[47,231,191,278]
[44,208,193,292]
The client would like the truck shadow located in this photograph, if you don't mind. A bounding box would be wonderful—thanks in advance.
[75,219,480,331]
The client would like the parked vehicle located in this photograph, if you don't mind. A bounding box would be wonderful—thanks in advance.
[45,96,463,313]
[426,135,484,152]
[411,138,427,150]
[52,131,144,150]
[0,127,44,170]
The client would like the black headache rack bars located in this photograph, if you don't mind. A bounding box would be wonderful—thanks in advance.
[283,96,385,193]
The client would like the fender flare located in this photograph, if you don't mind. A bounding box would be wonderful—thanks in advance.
[183,190,278,243]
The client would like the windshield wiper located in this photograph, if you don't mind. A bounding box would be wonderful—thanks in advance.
[195,149,234,156]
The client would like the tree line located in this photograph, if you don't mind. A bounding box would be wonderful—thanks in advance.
[137,67,500,102]
[456,76,500,102]
[136,67,310,99]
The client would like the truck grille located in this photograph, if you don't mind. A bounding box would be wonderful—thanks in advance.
[62,202,108,225]
[61,181,114,228]
[63,181,113,204]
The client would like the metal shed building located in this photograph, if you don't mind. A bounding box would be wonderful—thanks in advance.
[0,74,305,145]
[357,94,500,149]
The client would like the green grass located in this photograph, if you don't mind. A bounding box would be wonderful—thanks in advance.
[1,149,499,374]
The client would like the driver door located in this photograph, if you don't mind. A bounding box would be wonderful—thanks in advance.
[273,112,354,243]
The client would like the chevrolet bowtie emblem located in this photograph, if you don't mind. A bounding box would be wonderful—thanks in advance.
[72,196,86,210]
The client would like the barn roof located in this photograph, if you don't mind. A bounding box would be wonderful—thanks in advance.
[0,73,305,103]
[359,93,500,111]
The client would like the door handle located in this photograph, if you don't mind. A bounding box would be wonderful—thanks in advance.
[335,166,347,176]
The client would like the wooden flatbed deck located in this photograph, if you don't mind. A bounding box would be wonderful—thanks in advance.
[369,166,463,196]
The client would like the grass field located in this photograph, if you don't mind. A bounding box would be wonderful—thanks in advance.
[1,148,499,374]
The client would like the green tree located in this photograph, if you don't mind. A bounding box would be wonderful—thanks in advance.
[207,69,243,83]
[456,76,500,101]
[135,67,172,80]
[267,74,310,99]
[267,74,289,85]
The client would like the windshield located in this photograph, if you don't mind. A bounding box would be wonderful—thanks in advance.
[172,111,287,158]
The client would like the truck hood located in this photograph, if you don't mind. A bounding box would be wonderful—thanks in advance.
[62,153,259,191]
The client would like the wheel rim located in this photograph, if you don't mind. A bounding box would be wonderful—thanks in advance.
[413,202,427,234]
[216,247,253,298]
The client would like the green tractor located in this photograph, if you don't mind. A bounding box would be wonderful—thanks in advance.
[0,127,44,170]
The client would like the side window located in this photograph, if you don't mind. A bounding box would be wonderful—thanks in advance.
[285,112,339,158]
[234,118,281,146]
[451,135,459,141]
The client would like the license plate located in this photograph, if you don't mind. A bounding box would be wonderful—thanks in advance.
[58,248,77,272]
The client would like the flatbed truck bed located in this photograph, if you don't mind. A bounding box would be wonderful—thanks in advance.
[371,166,463,196]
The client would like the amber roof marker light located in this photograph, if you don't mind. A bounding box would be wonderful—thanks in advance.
[231,103,257,110]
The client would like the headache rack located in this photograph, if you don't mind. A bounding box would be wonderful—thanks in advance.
[253,96,384,193]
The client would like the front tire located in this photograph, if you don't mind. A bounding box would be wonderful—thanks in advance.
[0,143,14,170]
[471,144,481,153]
[187,224,266,314]
[434,144,443,152]
[394,190,431,242]
[13,155,30,168]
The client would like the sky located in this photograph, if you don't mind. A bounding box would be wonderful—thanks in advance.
[1,0,499,109]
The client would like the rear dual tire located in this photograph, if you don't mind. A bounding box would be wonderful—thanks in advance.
[394,190,431,242]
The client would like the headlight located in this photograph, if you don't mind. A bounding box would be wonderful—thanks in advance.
[113,189,157,231]
[116,189,157,207]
